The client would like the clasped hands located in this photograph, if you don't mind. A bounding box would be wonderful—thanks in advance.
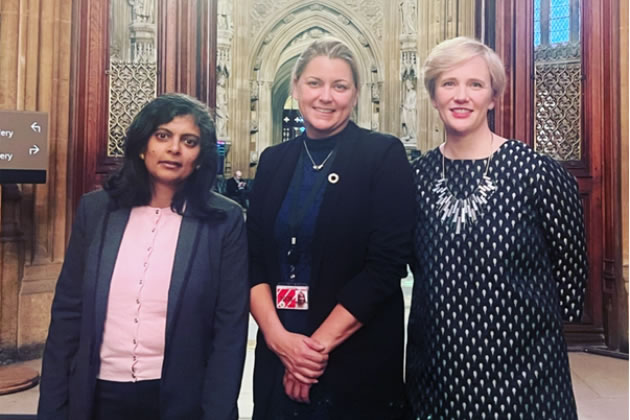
[267,330,328,404]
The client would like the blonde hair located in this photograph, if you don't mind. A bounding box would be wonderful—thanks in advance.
[423,36,506,100]
[291,38,360,90]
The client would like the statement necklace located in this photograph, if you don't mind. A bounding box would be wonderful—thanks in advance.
[303,141,334,171]
[432,133,498,234]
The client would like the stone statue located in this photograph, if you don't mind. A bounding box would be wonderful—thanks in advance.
[130,0,155,23]
[400,0,417,35]
[216,70,230,139]
[218,0,233,30]
[401,77,417,141]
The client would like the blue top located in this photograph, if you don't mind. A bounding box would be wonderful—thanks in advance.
[273,132,338,334]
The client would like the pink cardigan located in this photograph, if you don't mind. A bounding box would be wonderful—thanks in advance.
[97,206,182,382]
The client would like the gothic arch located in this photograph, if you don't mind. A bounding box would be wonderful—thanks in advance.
[247,1,383,152]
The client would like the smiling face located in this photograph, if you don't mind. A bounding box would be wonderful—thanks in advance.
[431,55,495,138]
[143,114,201,195]
[292,55,358,139]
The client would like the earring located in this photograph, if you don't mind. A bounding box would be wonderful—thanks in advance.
[195,164,201,170]
[139,153,145,160]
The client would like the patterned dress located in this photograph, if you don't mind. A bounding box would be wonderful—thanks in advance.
[406,140,587,420]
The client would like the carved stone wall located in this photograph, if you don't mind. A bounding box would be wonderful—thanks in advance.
[0,0,73,360]
[417,0,476,153]
[224,0,477,174]
[225,0,387,176]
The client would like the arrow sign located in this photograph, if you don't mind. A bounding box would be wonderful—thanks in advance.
[29,145,40,155]
[31,122,41,133]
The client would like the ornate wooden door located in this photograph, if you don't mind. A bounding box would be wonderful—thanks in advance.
[492,0,624,348]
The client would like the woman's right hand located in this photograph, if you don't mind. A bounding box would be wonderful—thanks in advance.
[265,328,328,383]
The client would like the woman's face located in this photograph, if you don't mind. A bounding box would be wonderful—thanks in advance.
[143,114,201,192]
[431,55,495,138]
[292,55,358,139]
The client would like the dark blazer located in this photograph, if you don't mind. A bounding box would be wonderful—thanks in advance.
[225,177,240,198]
[37,190,249,420]
[247,121,415,420]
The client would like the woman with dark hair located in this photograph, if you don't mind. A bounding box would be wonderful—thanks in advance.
[38,93,249,420]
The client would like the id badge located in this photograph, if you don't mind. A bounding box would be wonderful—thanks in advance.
[276,284,309,310]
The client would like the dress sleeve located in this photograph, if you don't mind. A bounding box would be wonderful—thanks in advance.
[336,139,416,323]
[536,155,588,322]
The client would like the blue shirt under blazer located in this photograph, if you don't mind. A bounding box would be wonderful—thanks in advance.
[248,121,416,419]
[37,190,249,420]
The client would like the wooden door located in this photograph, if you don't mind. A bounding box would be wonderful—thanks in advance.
[69,0,217,212]
[492,0,623,348]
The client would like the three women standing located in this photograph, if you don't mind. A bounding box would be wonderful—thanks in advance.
[405,37,587,419]
[247,38,415,419]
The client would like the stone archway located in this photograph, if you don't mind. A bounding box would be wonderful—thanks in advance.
[247,1,383,159]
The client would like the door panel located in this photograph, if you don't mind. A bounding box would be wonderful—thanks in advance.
[493,0,622,347]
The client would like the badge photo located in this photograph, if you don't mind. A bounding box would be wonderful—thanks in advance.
[276,285,309,310]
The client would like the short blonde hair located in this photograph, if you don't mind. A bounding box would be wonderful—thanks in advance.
[423,37,506,100]
[291,38,360,90]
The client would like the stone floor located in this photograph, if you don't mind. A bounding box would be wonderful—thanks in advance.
[0,339,627,419]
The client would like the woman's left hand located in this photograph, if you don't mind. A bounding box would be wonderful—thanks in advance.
[283,370,311,403]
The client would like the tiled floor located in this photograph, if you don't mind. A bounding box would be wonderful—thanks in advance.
[0,342,627,419]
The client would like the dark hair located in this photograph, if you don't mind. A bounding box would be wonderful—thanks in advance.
[104,93,219,216]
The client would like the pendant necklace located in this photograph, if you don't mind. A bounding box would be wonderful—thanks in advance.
[303,141,334,171]
[432,133,498,234]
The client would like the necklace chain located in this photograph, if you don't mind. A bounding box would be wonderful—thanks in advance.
[433,133,498,234]
[303,141,334,171]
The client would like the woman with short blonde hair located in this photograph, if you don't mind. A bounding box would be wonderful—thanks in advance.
[405,37,586,420]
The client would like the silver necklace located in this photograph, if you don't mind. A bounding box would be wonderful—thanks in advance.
[432,133,498,234]
[303,141,334,171]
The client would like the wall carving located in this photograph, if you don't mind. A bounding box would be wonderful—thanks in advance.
[250,0,384,40]
[108,63,158,156]
[108,0,158,157]
[534,42,582,161]
[400,0,417,36]
[217,0,234,148]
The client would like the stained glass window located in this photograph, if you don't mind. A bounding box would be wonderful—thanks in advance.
[534,0,578,46]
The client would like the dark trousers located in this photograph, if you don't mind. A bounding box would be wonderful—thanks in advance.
[92,379,160,420]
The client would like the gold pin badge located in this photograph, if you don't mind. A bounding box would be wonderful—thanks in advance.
[328,173,339,184]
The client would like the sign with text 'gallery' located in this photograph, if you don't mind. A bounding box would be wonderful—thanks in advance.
[0,111,49,183]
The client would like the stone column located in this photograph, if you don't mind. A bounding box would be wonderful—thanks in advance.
[0,0,73,359]
[417,0,476,153]
[0,186,23,361]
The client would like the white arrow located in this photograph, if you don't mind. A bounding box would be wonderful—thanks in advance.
[29,145,40,155]
[31,122,41,133]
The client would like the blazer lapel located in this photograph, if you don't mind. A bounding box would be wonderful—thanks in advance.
[310,123,360,289]
[261,140,302,234]
[93,207,130,345]
[165,213,201,340]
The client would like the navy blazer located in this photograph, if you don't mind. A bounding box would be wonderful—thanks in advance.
[38,190,249,420]
[247,122,415,419]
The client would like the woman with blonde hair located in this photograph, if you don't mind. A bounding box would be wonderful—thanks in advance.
[405,37,587,419]
[248,38,414,419]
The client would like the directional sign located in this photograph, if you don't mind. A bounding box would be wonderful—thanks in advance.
[0,111,49,183]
